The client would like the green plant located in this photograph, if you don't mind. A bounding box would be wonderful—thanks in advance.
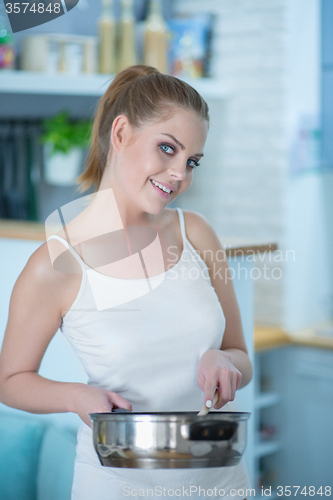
[41,111,92,155]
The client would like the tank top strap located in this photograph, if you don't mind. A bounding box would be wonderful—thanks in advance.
[175,207,186,246]
[47,234,87,272]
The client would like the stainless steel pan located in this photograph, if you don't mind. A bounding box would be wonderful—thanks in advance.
[90,410,251,469]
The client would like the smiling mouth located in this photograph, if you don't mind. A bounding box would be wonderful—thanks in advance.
[150,179,173,194]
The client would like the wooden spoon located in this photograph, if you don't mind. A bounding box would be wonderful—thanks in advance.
[197,391,219,416]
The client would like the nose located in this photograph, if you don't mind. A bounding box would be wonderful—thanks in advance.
[168,160,187,181]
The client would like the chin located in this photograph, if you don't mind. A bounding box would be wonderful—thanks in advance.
[143,200,168,215]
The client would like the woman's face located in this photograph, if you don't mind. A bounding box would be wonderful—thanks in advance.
[107,107,208,215]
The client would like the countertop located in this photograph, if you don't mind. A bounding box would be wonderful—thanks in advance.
[254,323,333,352]
[0,219,46,242]
[0,219,278,258]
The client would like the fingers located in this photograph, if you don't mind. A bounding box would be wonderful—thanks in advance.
[76,386,133,429]
[197,350,243,410]
[217,368,242,408]
[203,369,242,409]
[203,378,218,409]
[107,392,132,412]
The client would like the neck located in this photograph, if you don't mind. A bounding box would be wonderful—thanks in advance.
[97,169,160,228]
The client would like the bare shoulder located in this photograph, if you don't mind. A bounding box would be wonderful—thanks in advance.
[182,209,216,237]
[14,242,63,303]
[25,240,73,284]
[13,240,80,319]
[24,241,60,284]
[182,210,225,265]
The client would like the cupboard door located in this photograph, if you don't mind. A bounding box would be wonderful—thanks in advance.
[322,0,333,67]
[321,71,333,170]
[281,347,333,489]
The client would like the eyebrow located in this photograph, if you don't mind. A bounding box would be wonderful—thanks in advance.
[161,133,204,157]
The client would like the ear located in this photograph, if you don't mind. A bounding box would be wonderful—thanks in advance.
[110,115,131,153]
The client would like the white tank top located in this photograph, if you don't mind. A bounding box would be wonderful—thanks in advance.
[50,207,226,412]
[47,207,249,500]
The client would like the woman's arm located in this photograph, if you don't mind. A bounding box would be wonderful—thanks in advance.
[0,242,131,427]
[183,210,253,408]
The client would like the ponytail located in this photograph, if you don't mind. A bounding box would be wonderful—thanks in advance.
[76,65,209,193]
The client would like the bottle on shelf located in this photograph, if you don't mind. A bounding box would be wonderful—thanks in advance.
[117,0,137,72]
[0,4,15,70]
[98,0,116,74]
[143,0,168,73]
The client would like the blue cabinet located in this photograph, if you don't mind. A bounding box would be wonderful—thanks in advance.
[321,0,333,66]
[280,346,333,490]
[321,0,333,170]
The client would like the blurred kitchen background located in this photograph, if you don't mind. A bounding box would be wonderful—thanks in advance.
[1,0,333,498]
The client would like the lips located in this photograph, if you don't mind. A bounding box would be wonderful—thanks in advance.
[150,179,176,192]
[150,179,172,199]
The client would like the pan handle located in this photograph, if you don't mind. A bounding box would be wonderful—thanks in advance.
[180,420,237,441]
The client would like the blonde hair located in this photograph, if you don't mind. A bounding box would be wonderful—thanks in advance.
[76,65,209,193]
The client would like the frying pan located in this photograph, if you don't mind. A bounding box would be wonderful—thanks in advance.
[90,409,250,469]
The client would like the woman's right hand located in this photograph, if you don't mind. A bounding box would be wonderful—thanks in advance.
[72,384,132,428]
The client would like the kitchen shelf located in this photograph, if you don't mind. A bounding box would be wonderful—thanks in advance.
[0,70,228,100]
[0,70,114,96]
[254,392,280,410]
[253,351,283,493]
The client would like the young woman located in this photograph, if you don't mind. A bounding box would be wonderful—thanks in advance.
[0,65,252,499]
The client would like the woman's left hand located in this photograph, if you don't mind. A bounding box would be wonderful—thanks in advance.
[196,349,242,409]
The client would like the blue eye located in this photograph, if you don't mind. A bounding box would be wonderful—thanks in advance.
[159,143,200,168]
[187,158,200,169]
[160,144,174,154]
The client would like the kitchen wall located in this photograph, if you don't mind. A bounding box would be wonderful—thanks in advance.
[284,0,333,331]
[174,0,287,327]
[175,0,333,332]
